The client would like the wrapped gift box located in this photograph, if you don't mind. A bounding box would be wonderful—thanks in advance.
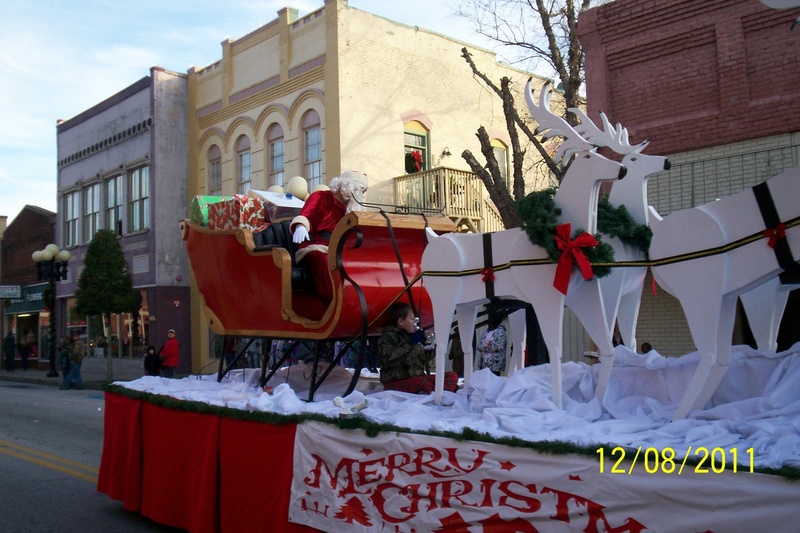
[207,194,268,231]
[189,195,228,226]
[248,190,305,222]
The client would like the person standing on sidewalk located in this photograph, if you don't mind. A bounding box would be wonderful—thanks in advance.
[61,332,85,390]
[3,331,16,372]
[17,330,33,371]
[160,329,179,378]
[143,345,162,376]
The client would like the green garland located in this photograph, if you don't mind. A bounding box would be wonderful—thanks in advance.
[103,384,800,479]
[514,190,654,276]
[516,189,614,278]
[596,198,652,253]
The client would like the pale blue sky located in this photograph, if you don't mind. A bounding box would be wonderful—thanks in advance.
[0,0,505,224]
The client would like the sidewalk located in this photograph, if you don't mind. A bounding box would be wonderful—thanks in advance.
[0,356,147,389]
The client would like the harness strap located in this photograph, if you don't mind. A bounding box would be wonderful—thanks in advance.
[482,232,496,298]
[753,182,800,284]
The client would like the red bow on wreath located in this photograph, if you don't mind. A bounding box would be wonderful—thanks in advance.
[764,222,786,248]
[553,223,598,295]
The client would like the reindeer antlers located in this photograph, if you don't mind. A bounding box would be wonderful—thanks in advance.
[525,79,594,163]
[570,107,650,155]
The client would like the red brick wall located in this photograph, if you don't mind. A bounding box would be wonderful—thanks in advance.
[1,207,55,286]
[578,0,800,155]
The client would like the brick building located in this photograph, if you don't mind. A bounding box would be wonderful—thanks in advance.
[578,0,800,354]
[0,206,56,368]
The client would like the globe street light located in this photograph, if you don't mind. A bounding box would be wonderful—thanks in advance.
[32,244,71,378]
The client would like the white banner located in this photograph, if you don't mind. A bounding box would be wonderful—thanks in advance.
[290,421,800,532]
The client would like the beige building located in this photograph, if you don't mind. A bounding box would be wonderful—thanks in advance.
[185,0,558,369]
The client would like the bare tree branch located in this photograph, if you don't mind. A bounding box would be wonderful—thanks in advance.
[461,48,562,178]
[462,145,523,228]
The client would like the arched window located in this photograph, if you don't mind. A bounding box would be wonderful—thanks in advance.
[208,145,222,195]
[491,139,510,189]
[302,110,322,188]
[236,135,251,194]
[267,124,285,188]
[404,120,429,173]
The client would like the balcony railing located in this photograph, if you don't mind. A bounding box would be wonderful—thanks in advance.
[394,167,503,232]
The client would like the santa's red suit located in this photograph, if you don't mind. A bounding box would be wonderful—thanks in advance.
[291,190,346,302]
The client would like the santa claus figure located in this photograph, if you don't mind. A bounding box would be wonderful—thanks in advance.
[290,170,368,303]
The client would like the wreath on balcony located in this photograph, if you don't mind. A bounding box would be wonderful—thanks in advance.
[516,190,652,279]
[405,150,423,174]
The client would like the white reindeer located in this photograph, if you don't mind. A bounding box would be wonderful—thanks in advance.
[565,109,671,400]
[648,165,800,419]
[422,80,627,407]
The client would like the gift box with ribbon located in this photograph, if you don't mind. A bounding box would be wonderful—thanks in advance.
[189,195,228,226]
[207,194,268,231]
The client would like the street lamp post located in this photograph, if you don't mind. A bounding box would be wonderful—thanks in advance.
[32,244,71,378]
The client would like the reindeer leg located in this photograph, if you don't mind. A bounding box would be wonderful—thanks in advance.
[506,308,527,374]
[672,291,736,420]
[456,301,485,382]
[430,283,460,406]
[566,276,615,403]
[689,295,739,412]
[529,289,565,409]
[616,274,646,350]
[740,277,789,353]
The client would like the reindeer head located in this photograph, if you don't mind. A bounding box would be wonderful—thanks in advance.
[569,107,669,224]
[570,107,670,178]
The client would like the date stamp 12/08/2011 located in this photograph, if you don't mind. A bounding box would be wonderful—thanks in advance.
[597,446,755,475]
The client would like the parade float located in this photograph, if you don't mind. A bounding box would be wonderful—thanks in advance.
[97,82,800,532]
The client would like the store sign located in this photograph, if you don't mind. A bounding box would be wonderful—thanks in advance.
[0,285,21,299]
[4,285,46,314]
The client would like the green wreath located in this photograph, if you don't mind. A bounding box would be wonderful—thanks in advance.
[516,189,614,278]
[596,198,652,253]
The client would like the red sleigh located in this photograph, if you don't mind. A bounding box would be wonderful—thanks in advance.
[181,211,456,399]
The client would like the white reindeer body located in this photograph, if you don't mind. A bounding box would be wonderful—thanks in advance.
[423,81,626,406]
[562,108,672,401]
[649,165,800,419]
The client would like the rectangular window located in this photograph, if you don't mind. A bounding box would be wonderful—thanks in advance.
[304,127,322,188]
[269,140,285,188]
[64,191,80,247]
[129,166,149,232]
[83,183,101,242]
[493,146,509,188]
[238,151,251,194]
[209,160,222,195]
[106,175,123,235]
[404,131,429,173]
